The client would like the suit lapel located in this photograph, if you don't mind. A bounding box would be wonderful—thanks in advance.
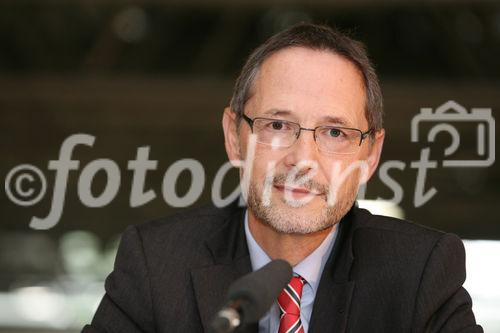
[309,206,358,333]
[308,281,355,332]
[190,203,255,332]
[191,259,252,332]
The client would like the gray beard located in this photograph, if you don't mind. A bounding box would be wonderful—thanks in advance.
[246,181,356,234]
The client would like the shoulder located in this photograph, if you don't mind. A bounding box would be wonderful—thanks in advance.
[117,201,243,269]
[349,206,464,274]
[353,206,444,238]
[351,206,460,246]
[136,201,238,240]
[345,210,478,331]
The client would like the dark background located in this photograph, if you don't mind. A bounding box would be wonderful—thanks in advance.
[0,1,498,331]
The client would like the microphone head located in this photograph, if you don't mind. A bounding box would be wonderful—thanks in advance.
[227,259,293,324]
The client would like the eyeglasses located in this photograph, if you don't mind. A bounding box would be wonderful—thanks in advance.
[242,114,372,154]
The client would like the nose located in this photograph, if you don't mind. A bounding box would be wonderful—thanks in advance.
[283,128,319,171]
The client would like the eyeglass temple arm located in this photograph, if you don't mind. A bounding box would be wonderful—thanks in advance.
[359,129,373,145]
[242,114,254,127]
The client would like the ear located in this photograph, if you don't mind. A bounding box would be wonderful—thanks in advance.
[364,129,385,182]
[222,106,242,165]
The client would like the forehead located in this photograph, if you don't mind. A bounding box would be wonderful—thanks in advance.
[247,47,367,128]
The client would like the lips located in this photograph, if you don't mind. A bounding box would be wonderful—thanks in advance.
[273,184,321,196]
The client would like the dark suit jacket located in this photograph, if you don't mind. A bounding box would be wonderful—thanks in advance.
[83,200,482,333]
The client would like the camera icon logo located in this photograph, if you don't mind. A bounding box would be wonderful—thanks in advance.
[411,100,495,167]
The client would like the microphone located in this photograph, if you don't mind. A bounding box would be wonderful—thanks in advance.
[209,259,292,333]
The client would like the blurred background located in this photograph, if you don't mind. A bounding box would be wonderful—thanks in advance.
[0,0,499,332]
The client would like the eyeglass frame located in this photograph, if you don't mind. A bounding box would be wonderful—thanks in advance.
[241,113,373,152]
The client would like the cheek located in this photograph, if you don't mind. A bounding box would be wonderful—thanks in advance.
[245,148,282,183]
[253,147,279,175]
[323,156,367,187]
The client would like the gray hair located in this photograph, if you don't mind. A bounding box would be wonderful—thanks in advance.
[229,23,383,133]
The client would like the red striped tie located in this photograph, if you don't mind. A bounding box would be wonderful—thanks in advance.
[277,276,306,333]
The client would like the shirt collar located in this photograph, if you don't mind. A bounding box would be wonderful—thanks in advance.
[244,210,338,294]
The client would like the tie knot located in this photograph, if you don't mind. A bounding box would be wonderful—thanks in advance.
[277,275,306,333]
[278,275,306,315]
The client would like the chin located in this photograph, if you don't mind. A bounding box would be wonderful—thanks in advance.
[255,198,335,234]
[247,182,354,234]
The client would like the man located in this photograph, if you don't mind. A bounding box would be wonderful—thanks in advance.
[83,23,482,332]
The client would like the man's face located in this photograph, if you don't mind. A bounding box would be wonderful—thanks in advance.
[223,47,384,234]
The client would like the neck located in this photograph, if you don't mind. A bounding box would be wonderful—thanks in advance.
[247,210,335,267]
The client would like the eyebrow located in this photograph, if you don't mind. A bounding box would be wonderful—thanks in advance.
[261,109,351,127]
[262,109,293,118]
[318,115,350,127]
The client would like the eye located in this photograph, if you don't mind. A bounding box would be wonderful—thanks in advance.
[265,120,292,131]
[328,128,342,137]
[271,121,284,130]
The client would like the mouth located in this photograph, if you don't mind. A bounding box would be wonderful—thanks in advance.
[273,184,322,197]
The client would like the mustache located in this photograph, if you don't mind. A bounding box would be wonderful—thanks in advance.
[269,173,329,194]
